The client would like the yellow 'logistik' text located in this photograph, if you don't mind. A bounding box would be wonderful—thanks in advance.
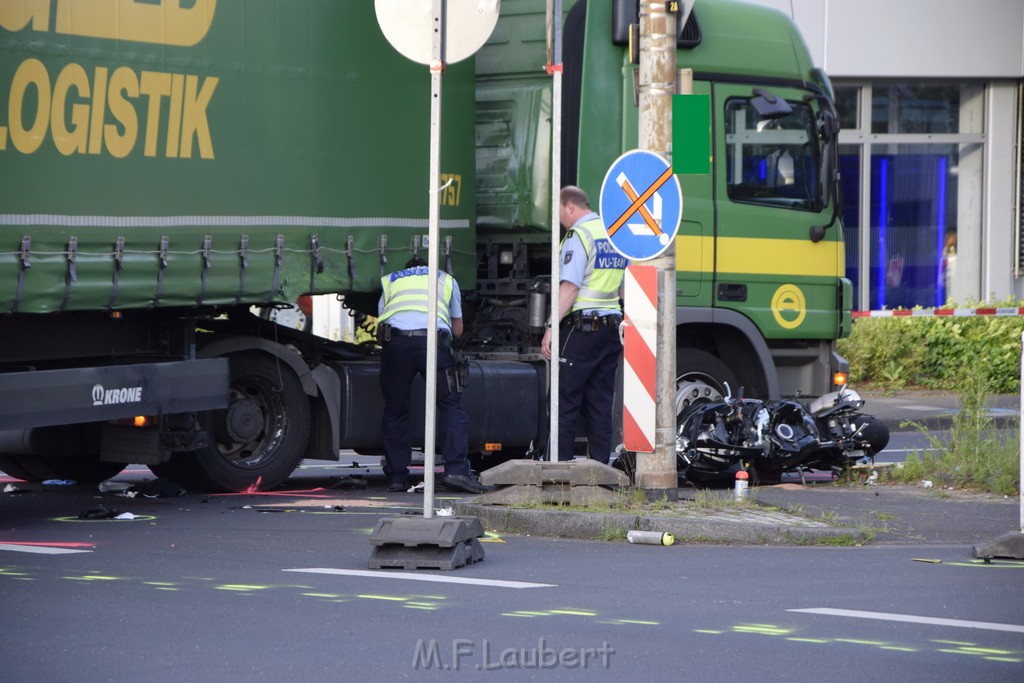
[0,59,218,159]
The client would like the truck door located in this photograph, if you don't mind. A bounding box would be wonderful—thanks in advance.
[711,83,843,342]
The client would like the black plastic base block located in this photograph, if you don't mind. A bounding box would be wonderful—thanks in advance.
[368,516,486,571]
[369,537,484,571]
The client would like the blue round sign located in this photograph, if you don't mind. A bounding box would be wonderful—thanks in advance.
[598,150,682,261]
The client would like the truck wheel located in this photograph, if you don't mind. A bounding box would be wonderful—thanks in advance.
[160,354,311,492]
[675,349,740,419]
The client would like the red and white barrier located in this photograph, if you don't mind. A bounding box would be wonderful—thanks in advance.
[623,265,658,453]
[854,308,1024,319]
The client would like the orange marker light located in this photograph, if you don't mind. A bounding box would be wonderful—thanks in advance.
[483,443,502,452]
[833,372,848,387]
[133,416,148,427]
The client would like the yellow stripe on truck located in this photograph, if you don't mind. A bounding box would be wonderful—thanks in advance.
[676,236,843,278]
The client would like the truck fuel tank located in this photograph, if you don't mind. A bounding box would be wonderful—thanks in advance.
[328,358,544,455]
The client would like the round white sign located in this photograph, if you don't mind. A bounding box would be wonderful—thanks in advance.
[375,0,500,65]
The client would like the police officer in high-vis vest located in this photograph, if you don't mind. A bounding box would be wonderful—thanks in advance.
[541,186,627,463]
[377,258,488,494]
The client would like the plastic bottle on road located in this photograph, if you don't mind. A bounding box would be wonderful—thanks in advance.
[627,530,675,546]
[734,470,749,499]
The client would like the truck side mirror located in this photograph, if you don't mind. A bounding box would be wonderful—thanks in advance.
[611,0,634,45]
[612,0,701,50]
[750,88,793,119]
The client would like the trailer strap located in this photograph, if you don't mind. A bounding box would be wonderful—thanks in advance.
[60,236,78,312]
[269,234,284,303]
[346,235,356,290]
[309,233,323,294]
[107,236,124,310]
[237,234,249,305]
[154,235,169,308]
[11,235,31,313]
[197,235,212,306]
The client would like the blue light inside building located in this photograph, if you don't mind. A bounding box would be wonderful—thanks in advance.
[935,157,947,307]
[876,158,888,309]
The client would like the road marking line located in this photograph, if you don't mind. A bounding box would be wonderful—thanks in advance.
[789,608,1024,634]
[0,543,92,555]
[284,568,554,589]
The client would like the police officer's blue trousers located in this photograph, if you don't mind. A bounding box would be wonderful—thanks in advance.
[379,335,470,480]
[556,324,621,463]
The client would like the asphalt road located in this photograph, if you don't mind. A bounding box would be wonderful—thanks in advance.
[1,461,1021,681]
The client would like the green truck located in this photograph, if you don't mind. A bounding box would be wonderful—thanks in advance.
[0,0,850,491]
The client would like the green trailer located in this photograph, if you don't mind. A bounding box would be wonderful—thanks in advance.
[0,0,850,491]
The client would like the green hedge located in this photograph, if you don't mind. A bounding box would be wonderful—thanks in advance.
[837,301,1024,393]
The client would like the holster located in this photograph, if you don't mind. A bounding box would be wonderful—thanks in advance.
[442,351,470,394]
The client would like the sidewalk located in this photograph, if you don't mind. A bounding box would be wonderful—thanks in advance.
[452,389,1023,551]
[454,479,1021,551]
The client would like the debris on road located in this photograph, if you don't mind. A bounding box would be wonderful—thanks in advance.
[78,506,119,520]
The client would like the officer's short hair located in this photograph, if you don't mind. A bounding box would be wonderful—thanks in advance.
[560,185,590,209]
[404,257,427,269]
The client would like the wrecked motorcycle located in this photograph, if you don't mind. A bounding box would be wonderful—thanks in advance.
[615,386,889,485]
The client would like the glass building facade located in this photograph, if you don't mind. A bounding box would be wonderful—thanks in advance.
[743,0,1022,313]
[835,83,985,311]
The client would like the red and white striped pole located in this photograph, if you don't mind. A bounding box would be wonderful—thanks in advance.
[623,265,658,453]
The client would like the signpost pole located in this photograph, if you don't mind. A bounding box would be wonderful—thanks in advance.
[421,0,446,518]
[370,0,498,570]
[634,1,678,490]
[547,0,563,462]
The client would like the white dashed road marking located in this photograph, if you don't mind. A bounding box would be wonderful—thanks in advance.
[789,608,1024,634]
[0,543,92,555]
[284,568,555,589]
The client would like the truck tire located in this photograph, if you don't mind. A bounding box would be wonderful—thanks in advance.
[154,353,311,492]
[676,349,740,419]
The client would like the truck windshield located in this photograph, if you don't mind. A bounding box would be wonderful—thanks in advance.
[724,99,820,210]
